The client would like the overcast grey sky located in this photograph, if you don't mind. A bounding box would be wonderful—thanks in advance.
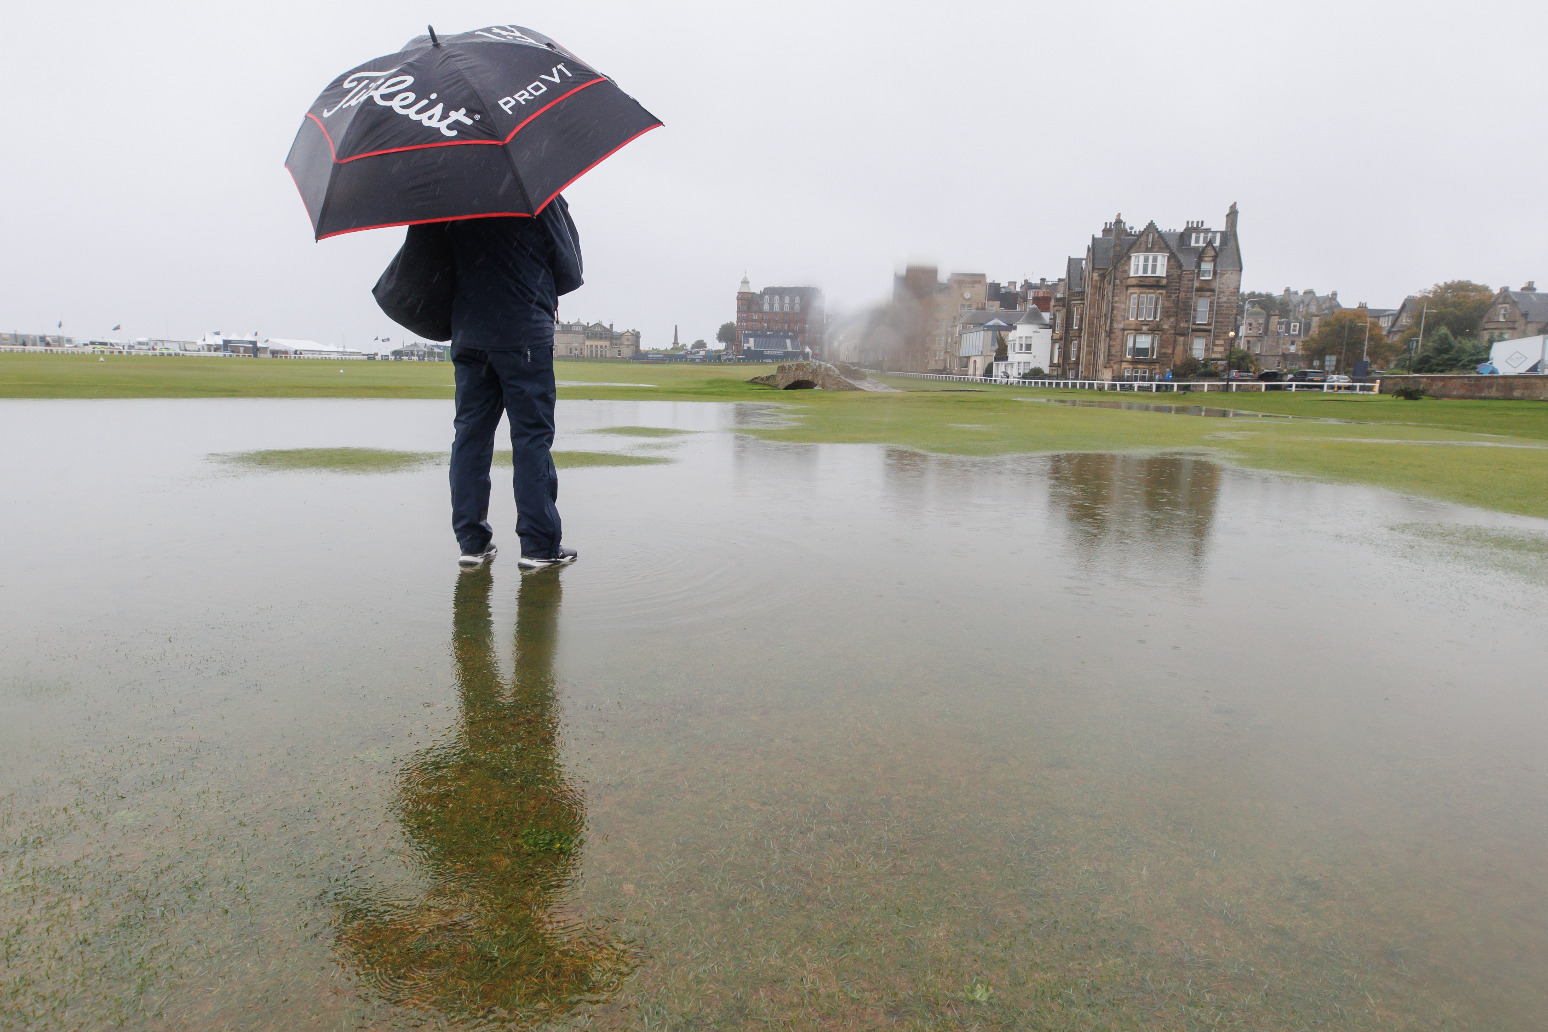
[4,1,1545,350]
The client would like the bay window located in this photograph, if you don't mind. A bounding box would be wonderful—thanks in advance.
[1125,332,1156,359]
[1129,253,1167,277]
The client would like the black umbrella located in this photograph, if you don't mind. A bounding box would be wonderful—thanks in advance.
[286,24,661,239]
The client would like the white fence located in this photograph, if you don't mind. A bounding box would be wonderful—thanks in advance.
[877,371,1378,394]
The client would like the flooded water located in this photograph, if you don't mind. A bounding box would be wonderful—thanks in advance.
[2,399,1546,1031]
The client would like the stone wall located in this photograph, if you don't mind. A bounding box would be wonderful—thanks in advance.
[1378,375,1548,400]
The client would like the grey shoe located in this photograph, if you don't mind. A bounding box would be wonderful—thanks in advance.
[516,547,577,570]
[458,542,498,568]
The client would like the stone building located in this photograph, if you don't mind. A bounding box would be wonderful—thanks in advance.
[1048,257,1086,377]
[1048,205,1242,380]
[735,276,824,359]
[554,320,641,360]
[1479,282,1548,343]
[1237,288,1340,370]
[887,267,1041,372]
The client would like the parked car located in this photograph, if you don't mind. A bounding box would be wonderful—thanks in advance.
[1287,368,1329,384]
[1327,374,1352,384]
[1225,369,1255,381]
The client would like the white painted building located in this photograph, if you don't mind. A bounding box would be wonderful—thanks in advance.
[994,308,1053,379]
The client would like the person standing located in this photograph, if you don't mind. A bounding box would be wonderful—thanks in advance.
[448,197,583,570]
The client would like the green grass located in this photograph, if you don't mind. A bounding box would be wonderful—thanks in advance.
[215,447,670,474]
[587,425,694,437]
[214,448,439,473]
[7,354,1546,517]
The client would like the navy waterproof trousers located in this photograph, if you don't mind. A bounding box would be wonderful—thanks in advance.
[449,346,562,559]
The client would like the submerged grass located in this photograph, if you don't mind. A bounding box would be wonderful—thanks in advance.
[1391,523,1548,585]
[215,447,671,474]
[213,447,440,473]
[8,354,1546,516]
[587,425,694,437]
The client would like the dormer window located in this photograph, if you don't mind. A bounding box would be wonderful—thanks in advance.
[1190,232,1206,246]
[1497,305,1511,321]
[1199,259,1214,280]
[1129,253,1167,277]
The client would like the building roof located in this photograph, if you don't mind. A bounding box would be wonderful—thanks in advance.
[1015,308,1049,327]
[1066,256,1085,292]
[1087,215,1243,275]
[956,310,1016,330]
[1505,289,1548,322]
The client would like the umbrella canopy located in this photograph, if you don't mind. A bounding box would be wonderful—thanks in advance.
[286,24,661,240]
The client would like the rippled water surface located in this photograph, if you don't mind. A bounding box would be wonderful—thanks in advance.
[2,399,1546,1031]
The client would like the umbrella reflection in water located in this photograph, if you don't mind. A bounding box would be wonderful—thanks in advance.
[332,568,632,1019]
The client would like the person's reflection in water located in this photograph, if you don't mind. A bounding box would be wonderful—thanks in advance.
[333,567,631,1019]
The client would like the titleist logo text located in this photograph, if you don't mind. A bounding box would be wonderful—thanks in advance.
[321,69,477,137]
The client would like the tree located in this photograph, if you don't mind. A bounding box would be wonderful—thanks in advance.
[1301,308,1397,371]
[1172,356,1204,380]
[1415,281,1494,341]
[1239,291,1288,316]
[1411,327,1488,373]
[716,321,737,347]
[1226,347,1254,372]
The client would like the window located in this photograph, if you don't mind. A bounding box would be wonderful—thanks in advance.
[1054,344,1062,363]
[1194,298,1212,324]
[1072,305,1082,329]
[1129,253,1167,277]
[761,297,770,312]
[1054,310,1064,333]
[1199,259,1214,280]
[1497,305,1511,322]
[1190,232,1206,246]
[1192,336,1206,359]
[794,295,801,312]
[1128,293,1159,321]
[1125,332,1155,358]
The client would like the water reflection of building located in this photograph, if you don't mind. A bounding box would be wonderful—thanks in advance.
[1045,453,1220,565]
[332,568,630,1020]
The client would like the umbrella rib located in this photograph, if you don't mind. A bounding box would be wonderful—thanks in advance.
[530,122,662,215]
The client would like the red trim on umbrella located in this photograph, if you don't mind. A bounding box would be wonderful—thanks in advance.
[311,78,609,165]
[316,210,535,241]
[303,113,338,160]
[534,122,662,212]
[289,84,661,240]
[498,78,604,141]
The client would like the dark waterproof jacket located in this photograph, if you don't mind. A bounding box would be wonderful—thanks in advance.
[372,197,582,348]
